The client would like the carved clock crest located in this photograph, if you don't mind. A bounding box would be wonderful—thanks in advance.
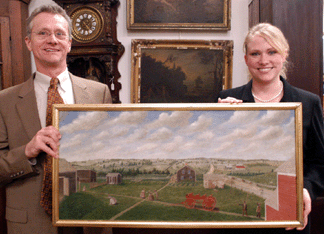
[54,0,124,103]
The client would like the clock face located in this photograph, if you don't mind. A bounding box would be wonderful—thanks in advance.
[71,7,103,43]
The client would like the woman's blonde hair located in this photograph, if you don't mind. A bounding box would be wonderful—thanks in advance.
[243,23,290,78]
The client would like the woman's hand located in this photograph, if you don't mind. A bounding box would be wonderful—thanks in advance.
[217,97,243,103]
[286,188,311,231]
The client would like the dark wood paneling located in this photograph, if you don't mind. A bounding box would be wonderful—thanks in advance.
[0,17,13,89]
[9,0,31,85]
[0,1,9,17]
[259,0,272,23]
[248,0,259,28]
[271,0,323,99]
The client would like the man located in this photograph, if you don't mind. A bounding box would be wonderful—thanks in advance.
[239,200,248,217]
[0,4,112,234]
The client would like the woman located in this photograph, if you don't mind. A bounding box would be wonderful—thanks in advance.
[218,23,324,233]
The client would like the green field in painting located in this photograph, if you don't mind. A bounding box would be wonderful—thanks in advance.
[59,180,264,222]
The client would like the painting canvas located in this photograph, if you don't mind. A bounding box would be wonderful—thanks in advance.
[52,103,303,228]
[131,40,233,103]
[127,0,231,30]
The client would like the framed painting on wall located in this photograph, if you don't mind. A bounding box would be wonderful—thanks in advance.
[52,103,304,229]
[131,39,233,103]
[127,0,231,30]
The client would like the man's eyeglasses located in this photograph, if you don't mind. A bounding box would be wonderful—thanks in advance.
[32,31,69,40]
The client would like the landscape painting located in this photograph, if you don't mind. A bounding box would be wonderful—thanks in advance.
[52,103,303,228]
[131,40,233,103]
[127,0,231,30]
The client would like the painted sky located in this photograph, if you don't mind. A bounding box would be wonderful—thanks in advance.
[59,109,296,162]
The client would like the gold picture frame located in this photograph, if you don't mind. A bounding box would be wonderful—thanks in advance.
[127,0,231,30]
[131,39,233,103]
[52,103,303,229]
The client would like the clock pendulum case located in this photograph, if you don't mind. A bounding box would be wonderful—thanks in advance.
[54,0,125,103]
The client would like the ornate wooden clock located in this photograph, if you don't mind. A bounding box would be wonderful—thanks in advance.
[54,0,124,103]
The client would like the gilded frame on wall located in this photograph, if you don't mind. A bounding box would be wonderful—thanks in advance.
[131,39,233,103]
[52,103,304,229]
[127,0,231,30]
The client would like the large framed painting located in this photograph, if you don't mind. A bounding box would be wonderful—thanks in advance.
[131,39,233,103]
[52,103,303,229]
[127,0,231,30]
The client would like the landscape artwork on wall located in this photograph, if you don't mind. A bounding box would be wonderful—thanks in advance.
[131,39,233,103]
[52,103,303,228]
[127,0,231,30]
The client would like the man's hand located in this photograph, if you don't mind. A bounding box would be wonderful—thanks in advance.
[286,188,312,231]
[25,126,61,159]
[217,97,243,103]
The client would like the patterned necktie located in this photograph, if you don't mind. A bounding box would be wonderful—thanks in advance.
[40,77,64,215]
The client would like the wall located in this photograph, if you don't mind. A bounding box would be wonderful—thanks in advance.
[29,0,250,103]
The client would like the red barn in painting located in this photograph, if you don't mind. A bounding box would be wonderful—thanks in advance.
[265,157,297,221]
[235,164,246,170]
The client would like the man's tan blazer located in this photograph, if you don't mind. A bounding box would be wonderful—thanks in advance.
[0,73,111,234]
